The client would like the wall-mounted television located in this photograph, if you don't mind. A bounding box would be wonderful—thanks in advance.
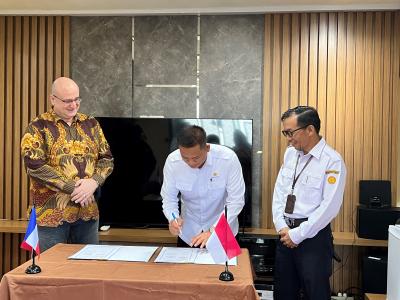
[96,117,253,229]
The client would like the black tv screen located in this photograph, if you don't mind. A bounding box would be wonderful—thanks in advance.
[96,117,253,229]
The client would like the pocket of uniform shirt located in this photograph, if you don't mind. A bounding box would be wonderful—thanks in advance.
[301,174,322,189]
[176,181,193,191]
[281,168,293,178]
[281,168,293,185]
[208,177,226,190]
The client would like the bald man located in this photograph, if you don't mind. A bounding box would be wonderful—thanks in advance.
[21,77,114,252]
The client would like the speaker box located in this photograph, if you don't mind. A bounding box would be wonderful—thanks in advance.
[359,180,391,208]
[362,255,387,294]
[237,234,277,281]
[357,206,400,240]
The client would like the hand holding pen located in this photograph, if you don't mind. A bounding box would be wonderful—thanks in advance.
[169,212,183,236]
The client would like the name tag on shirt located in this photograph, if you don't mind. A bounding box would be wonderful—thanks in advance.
[285,194,296,214]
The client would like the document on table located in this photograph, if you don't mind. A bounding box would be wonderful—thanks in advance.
[68,244,158,262]
[154,247,237,265]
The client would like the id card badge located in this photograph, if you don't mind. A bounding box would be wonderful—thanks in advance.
[285,194,296,214]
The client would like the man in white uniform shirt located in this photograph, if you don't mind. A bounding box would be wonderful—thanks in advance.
[161,125,245,248]
[272,106,346,300]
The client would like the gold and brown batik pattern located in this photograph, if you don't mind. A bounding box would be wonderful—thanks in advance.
[21,110,114,227]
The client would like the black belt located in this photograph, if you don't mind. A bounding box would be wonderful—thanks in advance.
[284,217,308,228]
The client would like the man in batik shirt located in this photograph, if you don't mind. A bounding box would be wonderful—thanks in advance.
[21,77,114,252]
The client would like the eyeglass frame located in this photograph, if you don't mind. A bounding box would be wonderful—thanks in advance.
[52,94,82,105]
[281,125,309,137]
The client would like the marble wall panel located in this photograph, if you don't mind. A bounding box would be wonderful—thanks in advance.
[133,87,197,118]
[71,17,132,117]
[134,16,197,85]
[200,15,264,226]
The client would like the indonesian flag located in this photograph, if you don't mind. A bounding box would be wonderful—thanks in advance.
[21,207,40,256]
[206,213,241,264]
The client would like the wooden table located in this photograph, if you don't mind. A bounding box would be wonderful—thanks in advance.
[0,243,259,300]
[365,293,387,300]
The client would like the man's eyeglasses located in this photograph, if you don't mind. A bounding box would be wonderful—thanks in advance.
[52,94,82,105]
[281,125,308,137]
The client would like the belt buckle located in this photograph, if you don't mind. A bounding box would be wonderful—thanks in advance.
[285,217,294,228]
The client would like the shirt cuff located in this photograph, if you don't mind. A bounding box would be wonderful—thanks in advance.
[92,174,105,186]
[288,227,305,245]
[275,219,289,233]
[168,211,180,223]
[63,180,76,194]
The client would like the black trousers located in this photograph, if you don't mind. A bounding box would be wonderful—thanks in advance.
[273,225,333,300]
[177,236,203,248]
[177,236,191,247]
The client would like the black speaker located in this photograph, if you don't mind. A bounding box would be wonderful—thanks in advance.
[237,234,277,281]
[362,255,387,294]
[357,206,400,240]
[359,180,391,208]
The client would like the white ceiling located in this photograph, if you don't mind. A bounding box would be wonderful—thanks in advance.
[0,0,399,15]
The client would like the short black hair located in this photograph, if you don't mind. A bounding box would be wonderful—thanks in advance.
[206,134,220,144]
[177,125,207,148]
[281,106,321,134]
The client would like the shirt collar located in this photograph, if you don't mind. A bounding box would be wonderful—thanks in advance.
[205,148,213,167]
[50,110,84,124]
[297,137,326,160]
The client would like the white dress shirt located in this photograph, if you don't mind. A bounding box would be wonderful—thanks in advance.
[161,144,245,245]
[272,138,347,245]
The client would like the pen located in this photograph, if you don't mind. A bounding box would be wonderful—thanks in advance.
[172,212,182,235]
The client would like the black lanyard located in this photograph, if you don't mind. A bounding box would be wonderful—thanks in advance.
[291,155,313,194]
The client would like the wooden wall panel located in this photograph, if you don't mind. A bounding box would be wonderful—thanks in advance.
[393,11,400,206]
[0,17,5,221]
[290,14,300,108]
[299,13,309,105]
[343,12,356,233]
[0,16,70,277]
[261,14,273,228]
[262,11,400,293]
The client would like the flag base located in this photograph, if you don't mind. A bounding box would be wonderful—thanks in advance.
[25,264,41,274]
[219,270,234,281]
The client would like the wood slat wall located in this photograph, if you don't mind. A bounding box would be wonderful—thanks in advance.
[262,11,400,293]
[0,16,69,276]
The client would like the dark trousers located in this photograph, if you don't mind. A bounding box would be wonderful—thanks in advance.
[38,219,99,252]
[177,236,204,248]
[273,225,333,300]
[177,236,190,247]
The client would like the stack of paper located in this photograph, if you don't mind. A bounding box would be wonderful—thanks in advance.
[154,247,237,265]
[69,245,158,262]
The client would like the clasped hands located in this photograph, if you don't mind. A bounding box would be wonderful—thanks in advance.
[279,227,298,248]
[71,178,98,207]
[168,217,211,248]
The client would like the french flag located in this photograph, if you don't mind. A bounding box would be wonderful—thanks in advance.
[206,212,241,264]
[21,207,40,256]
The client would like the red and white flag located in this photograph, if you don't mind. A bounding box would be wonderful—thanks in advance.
[206,213,241,264]
[21,207,40,256]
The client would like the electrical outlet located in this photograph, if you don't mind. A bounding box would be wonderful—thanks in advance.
[331,296,354,300]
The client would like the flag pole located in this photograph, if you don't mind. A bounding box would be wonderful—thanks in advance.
[25,248,41,274]
[24,206,41,274]
[219,205,234,281]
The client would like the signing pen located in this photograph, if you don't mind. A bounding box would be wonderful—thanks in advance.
[172,212,182,235]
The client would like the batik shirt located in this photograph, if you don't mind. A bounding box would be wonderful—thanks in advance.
[21,110,114,227]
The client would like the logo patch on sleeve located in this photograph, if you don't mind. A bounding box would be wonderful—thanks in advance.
[327,176,336,184]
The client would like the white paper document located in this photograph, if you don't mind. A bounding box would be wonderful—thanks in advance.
[154,247,237,265]
[68,244,158,262]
